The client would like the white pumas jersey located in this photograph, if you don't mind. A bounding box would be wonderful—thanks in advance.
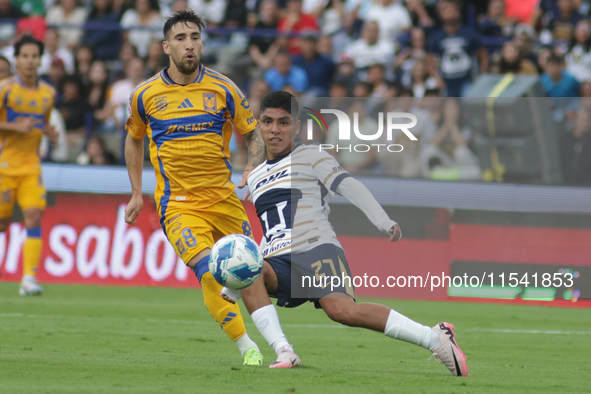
[248,144,351,258]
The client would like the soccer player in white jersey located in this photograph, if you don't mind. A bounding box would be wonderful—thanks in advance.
[224,91,469,375]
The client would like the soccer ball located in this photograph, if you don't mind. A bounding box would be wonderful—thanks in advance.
[209,234,264,290]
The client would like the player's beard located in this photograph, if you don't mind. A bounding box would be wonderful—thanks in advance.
[173,53,201,75]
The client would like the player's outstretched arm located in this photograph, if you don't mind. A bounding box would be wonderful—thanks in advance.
[238,125,266,191]
[336,177,402,242]
[124,133,144,224]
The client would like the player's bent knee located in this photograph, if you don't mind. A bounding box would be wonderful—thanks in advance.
[187,248,211,269]
[23,208,43,228]
[322,299,358,327]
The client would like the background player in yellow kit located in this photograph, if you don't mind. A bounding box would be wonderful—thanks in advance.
[124,10,267,366]
[0,36,59,295]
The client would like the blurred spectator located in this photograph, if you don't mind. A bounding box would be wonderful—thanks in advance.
[282,84,303,97]
[326,82,348,120]
[172,0,189,11]
[565,19,591,82]
[320,0,346,37]
[12,0,44,15]
[121,0,164,58]
[326,99,378,173]
[39,28,75,76]
[224,0,248,28]
[301,0,325,15]
[537,46,553,74]
[42,58,66,99]
[352,80,372,97]
[378,89,436,178]
[419,87,443,123]
[329,81,348,98]
[145,39,167,75]
[15,14,47,42]
[333,54,357,93]
[0,0,26,50]
[248,79,271,119]
[249,0,281,67]
[422,98,481,181]
[113,0,135,14]
[405,0,434,27]
[410,59,441,98]
[74,45,95,84]
[86,61,110,121]
[58,76,92,133]
[0,0,26,20]
[366,63,389,97]
[560,107,591,185]
[96,57,145,130]
[46,0,88,50]
[364,0,411,42]
[292,33,335,96]
[82,0,122,61]
[111,42,139,80]
[493,41,537,75]
[40,108,69,163]
[541,53,580,97]
[513,24,537,65]
[231,0,281,86]
[188,0,226,27]
[478,0,515,38]
[395,27,428,89]
[581,80,591,99]
[0,55,11,80]
[505,0,539,25]
[277,0,319,55]
[57,75,92,158]
[263,52,309,92]
[342,21,394,73]
[428,0,488,97]
[317,34,334,59]
[546,0,585,42]
[382,80,400,98]
[75,136,118,165]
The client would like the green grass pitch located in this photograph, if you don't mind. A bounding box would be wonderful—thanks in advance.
[1,283,590,394]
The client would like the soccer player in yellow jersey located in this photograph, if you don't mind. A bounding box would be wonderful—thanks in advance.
[0,36,59,295]
[124,10,267,366]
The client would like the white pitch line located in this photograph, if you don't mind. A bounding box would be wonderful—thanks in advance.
[0,313,344,328]
[1,313,590,334]
[467,328,591,335]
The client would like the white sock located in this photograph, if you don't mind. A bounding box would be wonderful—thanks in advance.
[384,310,440,352]
[251,304,291,356]
[234,333,259,356]
[221,287,242,303]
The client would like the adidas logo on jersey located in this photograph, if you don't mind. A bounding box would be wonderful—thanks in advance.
[177,98,194,109]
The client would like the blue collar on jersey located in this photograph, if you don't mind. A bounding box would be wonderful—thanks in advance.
[14,73,39,89]
[160,64,205,86]
[266,143,302,165]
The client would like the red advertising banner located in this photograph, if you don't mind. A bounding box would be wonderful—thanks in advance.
[1,193,590,304]
[0,193,265,288]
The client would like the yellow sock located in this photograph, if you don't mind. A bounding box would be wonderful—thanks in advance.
[200,271,247,342]
[23,228,42,278]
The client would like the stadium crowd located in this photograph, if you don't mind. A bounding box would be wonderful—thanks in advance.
[0,0,590,185]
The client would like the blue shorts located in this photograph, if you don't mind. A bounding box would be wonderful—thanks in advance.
[265,244,355,309]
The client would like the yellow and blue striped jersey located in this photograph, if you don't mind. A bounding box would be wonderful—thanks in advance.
[126,65,257,216]
[0,76,56,176]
